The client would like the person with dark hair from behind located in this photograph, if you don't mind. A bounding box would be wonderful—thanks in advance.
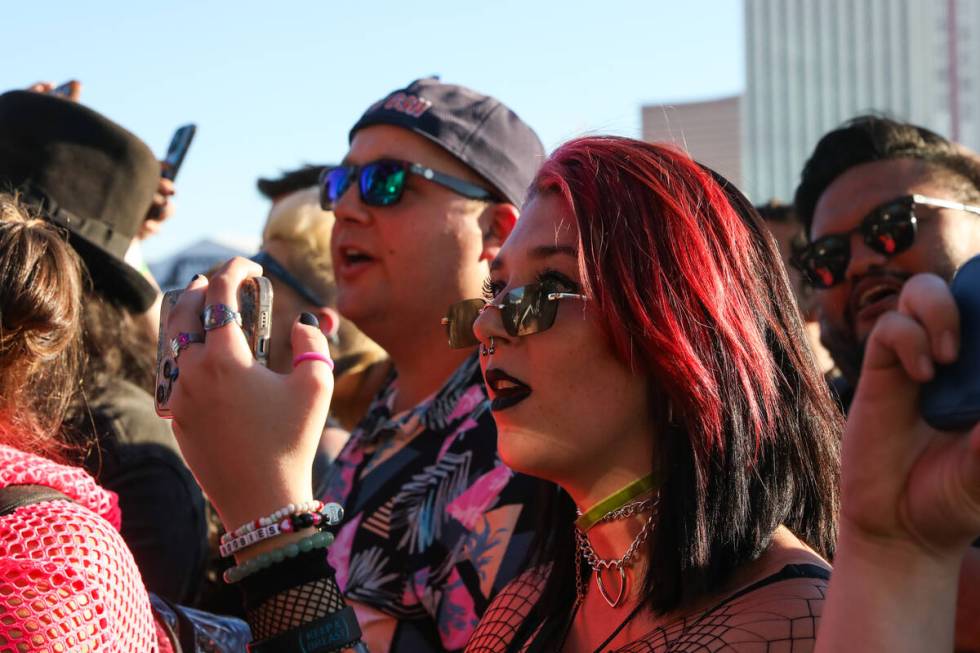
[0,193,251,651]
[0,194,165,651]
[794,114,980,651]
[0,89,208,604]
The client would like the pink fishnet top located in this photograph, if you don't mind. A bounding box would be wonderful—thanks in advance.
[0,445,171,652]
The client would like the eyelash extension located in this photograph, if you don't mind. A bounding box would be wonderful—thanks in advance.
[536,267,580,292]
[482,269,580,300]
[482,276,501,301]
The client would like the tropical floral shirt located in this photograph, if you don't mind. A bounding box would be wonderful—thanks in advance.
[321,354,542,653]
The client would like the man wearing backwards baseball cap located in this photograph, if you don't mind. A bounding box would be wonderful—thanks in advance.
[319,78,548,652]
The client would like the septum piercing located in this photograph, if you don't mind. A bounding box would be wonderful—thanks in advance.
[481,336,496,357]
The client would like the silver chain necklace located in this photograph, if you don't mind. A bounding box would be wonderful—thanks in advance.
[574,496,657,609]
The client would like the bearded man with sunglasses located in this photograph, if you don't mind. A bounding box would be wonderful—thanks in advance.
[794,115,980,404]
[315,78,548,653]
[794,114,980,651]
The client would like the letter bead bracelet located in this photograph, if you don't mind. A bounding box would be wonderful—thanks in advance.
[219,501,344,558]
[222,501,330,545]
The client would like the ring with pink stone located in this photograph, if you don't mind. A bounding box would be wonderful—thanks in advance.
[170,331,205,360]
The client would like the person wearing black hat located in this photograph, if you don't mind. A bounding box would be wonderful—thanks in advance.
[0,90,208,604]
[165,78,551,652]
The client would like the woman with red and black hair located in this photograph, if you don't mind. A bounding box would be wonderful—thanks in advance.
[457,136,842,651]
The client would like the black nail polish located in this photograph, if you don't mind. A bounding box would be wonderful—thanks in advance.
[299,312,319,327]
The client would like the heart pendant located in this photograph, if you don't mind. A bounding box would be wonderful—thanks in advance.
[595,566,626,608]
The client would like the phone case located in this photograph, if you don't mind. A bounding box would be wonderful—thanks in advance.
[161,124,196,181]
[239,276,273,366]
[921,254,980,430]
[154,277,274,419]
[155,290,183,418]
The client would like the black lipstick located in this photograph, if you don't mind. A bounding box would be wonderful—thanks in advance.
[484,368,532,411]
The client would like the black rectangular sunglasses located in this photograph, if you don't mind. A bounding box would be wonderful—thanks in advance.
[442,282,587,349]
[320,159,495,209]
[791,194,980,289]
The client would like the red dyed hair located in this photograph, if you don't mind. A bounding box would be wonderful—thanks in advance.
[516,137,839,632]
[535,137,777,466]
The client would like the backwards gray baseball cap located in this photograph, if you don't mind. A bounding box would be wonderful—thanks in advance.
[350,78,545,207]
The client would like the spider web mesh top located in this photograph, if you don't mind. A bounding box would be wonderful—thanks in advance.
[0,445,163,652]
[466,564,828,652]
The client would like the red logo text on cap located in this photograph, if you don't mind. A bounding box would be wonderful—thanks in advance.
[382,92,432,118]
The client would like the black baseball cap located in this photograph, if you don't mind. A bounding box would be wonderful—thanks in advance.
[349,78,545,207]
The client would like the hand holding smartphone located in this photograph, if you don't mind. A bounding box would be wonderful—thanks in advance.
[155,276,273,418]
[161,124,196,182]
[921,254,980,430]
[50,81,76,98]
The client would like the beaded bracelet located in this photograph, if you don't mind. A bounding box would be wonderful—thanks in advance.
[222,500,325,545]
[220,504,343,558]
[219,522,286,558]
[224,530,335,584]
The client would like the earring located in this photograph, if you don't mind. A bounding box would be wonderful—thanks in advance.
[481,336,496,357]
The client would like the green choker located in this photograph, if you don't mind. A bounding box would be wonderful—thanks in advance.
[574,473,659,532]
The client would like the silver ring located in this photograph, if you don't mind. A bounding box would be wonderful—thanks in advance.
[202,304,243,331]
[170,332,205,360]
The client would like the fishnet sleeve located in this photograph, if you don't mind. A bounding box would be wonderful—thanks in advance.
[465,567,548,653]
[616,573,828,652]
[0,500,160,652]
[467,567,828,653]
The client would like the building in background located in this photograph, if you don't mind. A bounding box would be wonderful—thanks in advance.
[641,95,742,188]
[743,0,980,203]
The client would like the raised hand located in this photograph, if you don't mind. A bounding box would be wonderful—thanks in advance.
[165,258,335,530]
[843,273,980,554]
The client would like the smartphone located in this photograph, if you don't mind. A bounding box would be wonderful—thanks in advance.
[161,124,197,181]
[921,255,980,431]
[49,81,74,98]
[155,276,273,418]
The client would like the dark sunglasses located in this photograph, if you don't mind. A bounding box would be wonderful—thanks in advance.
[441,282,587,349]
[320,159,495,209]
[251,251,326,307]
[791,194,980,289]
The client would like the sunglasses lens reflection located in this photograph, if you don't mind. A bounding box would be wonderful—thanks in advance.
[865,207,916,256]
[805,237,849,288]
[803,206,917,289]
[503,284,557,337]
[445,283,569,350]
[326,168,351,204]
[361,161,406,206]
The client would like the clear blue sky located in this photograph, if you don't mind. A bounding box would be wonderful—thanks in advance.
[2,0,744,261]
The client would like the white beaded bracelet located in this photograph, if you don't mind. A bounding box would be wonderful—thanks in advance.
[221,500,324,545]
[219,522,283,558]
[219,502,345,558]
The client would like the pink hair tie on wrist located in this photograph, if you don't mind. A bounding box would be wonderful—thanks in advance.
[292,352,335,371]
